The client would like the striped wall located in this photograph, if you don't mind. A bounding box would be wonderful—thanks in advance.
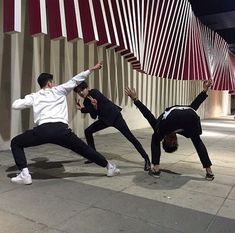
[0,0,231,150]
[2,0,235,90]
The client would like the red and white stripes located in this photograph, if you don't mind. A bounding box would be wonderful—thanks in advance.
[3,0,21,33]
[2,0,235,90]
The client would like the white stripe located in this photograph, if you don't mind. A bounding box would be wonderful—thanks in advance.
[108,0,119,46]
[144,0,157,72]
[120,0,134,53]
[14,0,21,32]
[59,0,67,37]
[100,0,111,44]
[40,0,47,34]
[89,0,99,41]
[126,0,136,56]
[169,1,187,79]
[160,0,183,78]
[180,4,190,80]
[116,0,127,48]
[74,0,83,39]
[131,0,139,60]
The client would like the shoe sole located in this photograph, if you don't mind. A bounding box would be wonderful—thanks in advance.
[205,176,214,181]
[148,173,160,178]
[11,180,32,185]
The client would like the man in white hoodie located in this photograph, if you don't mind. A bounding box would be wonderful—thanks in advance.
[10,62,120,185]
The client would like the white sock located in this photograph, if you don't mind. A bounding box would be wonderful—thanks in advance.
[106,162,114,170]
[21,168,29,176]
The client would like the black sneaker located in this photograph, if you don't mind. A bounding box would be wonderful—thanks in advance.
[205,173,214,181]
[148,169,161,178]
[84,160,93,164]
[144,159,151,171]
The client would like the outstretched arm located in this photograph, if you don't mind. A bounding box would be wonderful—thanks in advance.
[125,87,157,129]
[55,61,103,95]
[190,79,212,111]
[203,79,212,93]
[12,94,34,110]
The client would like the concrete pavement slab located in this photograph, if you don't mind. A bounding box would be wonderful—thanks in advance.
[0,117,235,233]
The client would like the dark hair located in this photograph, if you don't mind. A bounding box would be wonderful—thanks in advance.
[73,81,88,93]
[162,140,178,153]
[37,73,53,88]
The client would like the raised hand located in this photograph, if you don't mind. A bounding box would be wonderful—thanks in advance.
[125,87,138,101]
[87,96,98,109]
[90,61,103,71]
[203,79,213,93]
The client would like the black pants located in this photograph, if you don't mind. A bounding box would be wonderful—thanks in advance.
[84,114,149,161]
[191,136,212,168]
[11,122,108,170]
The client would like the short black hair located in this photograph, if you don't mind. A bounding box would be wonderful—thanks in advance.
[37,73,53,88]
[73,81,88,93]
[162,140,178,153]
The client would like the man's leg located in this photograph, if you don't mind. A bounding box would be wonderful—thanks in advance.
[113,114,151,171]
[54,129,120,176]
[191,136,214,180]
[10,128,45,184]
[84,120,108,163]
[84,120,108,150]
[11,128,45,170]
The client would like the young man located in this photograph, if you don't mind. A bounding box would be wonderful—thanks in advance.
[125,80,214,180]
[73,82,151,171]
[10,62,120,185]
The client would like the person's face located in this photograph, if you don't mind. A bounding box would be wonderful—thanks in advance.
[164,133,178,147]
[45,80,54,89]
[77,88,89,98]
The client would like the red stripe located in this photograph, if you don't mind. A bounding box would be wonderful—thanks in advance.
[28,0,41,35]
[78,0,95,44]
[64,0,78,41]
[46,0,62,39]
[3,0,14,33]
[92,0,109,46]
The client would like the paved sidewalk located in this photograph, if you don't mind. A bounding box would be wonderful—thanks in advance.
[0,117,235,233]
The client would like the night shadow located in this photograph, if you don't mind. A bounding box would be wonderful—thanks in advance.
[129,167,206,190]
[20,8,33,131]
[0,34,11,141]
[6,157,104,180]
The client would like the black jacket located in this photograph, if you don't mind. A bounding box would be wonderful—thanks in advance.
[134,91,208,164]
[81,89,122,125]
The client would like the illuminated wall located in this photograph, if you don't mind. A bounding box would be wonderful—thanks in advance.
[0,0,231,150]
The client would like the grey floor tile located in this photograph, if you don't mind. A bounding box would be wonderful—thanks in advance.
[57,207,182,233]
[94,191,216,233]
[0,209,46,233]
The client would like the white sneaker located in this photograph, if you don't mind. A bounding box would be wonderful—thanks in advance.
[107,164,120,177]
[11,173,32,185]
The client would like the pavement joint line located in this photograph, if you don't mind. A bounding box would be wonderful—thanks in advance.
[0,206,48,228]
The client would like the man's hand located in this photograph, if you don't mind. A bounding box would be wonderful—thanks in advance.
[203,79,213,93]
[125,87,138,101]
[90,61,103,72]
[75,98,82,110]
[87,96,98,109]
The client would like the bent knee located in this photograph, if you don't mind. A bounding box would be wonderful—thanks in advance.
[84,128,93,136]
[10,137,18,148]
